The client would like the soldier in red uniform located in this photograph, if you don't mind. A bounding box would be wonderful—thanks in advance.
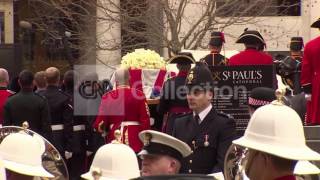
[228,29,273,65]
[0,68,13,126]
[300,17,320,125]
[93,68,150,152]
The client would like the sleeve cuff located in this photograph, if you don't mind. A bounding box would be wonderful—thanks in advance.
[302,84,312,94]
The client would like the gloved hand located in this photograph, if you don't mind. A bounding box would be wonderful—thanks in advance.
[305,94,312,101]
[86,151,93,157]
[65,151,73,159]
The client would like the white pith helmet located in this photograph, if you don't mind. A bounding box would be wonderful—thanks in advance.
[233,90,320,161]
[81,133,140,180]
[0,133,54,177]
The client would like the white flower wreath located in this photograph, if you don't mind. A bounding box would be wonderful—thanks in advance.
[121,49,166,69]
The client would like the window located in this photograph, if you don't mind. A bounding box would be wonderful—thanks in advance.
[216,0,301,17]
[0,12,4,44]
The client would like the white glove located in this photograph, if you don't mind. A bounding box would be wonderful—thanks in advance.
[65,151,73,159]
[305,94,312,101]
[86,151,93,157]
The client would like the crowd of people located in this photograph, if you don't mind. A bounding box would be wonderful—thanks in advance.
[0,17,319,180]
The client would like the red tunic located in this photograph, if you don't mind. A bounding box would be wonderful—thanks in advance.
[274,175,296,180]
[93,86,150,152]
[301,36,320,124]
[0,88,13,125]
[228,49,273,65]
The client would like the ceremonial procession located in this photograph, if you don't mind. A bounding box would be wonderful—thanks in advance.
[0,0,320,179]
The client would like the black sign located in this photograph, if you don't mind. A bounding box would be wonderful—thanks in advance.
[209,65,276,135]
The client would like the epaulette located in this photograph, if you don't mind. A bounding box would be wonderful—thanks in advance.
[217,111,233,119]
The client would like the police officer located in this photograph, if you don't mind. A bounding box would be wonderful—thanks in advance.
[228,29,273,65]
[231,90,320,180]
[300,17,320,125]
[172,62,236,174]
[138,130,192,176]
[0,68,13,126]
[158,52,195,134]
[38,67,73,160]
[3,70,52,140]
[201,31,228,66]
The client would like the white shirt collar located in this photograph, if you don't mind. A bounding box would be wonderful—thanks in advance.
[193,104,212,124]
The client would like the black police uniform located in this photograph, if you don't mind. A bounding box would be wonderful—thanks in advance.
[172,62,236,174]
[173,111,235,174]
[38,85,73,155]
[158,52,195,135]
[3,89,52,140]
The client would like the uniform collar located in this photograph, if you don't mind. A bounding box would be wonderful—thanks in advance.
[193,103,212,124]
[0,86,7,90]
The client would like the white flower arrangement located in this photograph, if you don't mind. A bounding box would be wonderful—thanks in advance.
[121,49,166,69]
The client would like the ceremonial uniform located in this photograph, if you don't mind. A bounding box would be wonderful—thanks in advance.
[93,86,150,153]
[64,88,89,180]
[3,89,52,140]
[228,48,273,65]
[158,52,194,134]
[0,87,13,125]
[201,31,228,66]
[228,29,273,65]
[300,36,320,124]
[172,62,236,174]
[201,53,228,66]
[300,18,320,124]
[173,110,235,174]
[38,85,73,155]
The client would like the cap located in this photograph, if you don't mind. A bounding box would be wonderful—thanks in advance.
[311,17,320,28]
[290,37,304,51]
[185,62,214,90]
[138,130,192,161]
[168,52,196,65]
[209,31,225,47]
[236,29,265,45]
[248,87,276,109]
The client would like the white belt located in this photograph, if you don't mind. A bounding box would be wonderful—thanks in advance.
[51,124,64,131]
[73,125,85,132]
[121,121,140,126]
[51,124,85,131]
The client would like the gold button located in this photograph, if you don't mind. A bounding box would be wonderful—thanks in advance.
[189,160,193,163]
[188,169,192,173]
[191,150,193,153]
[192,140,195,144]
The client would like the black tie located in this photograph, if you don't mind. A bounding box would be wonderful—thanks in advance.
[194,114,200,124]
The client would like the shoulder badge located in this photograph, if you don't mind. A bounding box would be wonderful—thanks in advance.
[187,70,194,84]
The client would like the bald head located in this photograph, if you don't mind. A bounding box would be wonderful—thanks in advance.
[45,67,60,85]
[115,68,129,86]
[0,68,9,86]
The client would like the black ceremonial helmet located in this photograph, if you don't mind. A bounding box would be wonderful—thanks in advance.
[290,37,304,51]
[185,62,214,92]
